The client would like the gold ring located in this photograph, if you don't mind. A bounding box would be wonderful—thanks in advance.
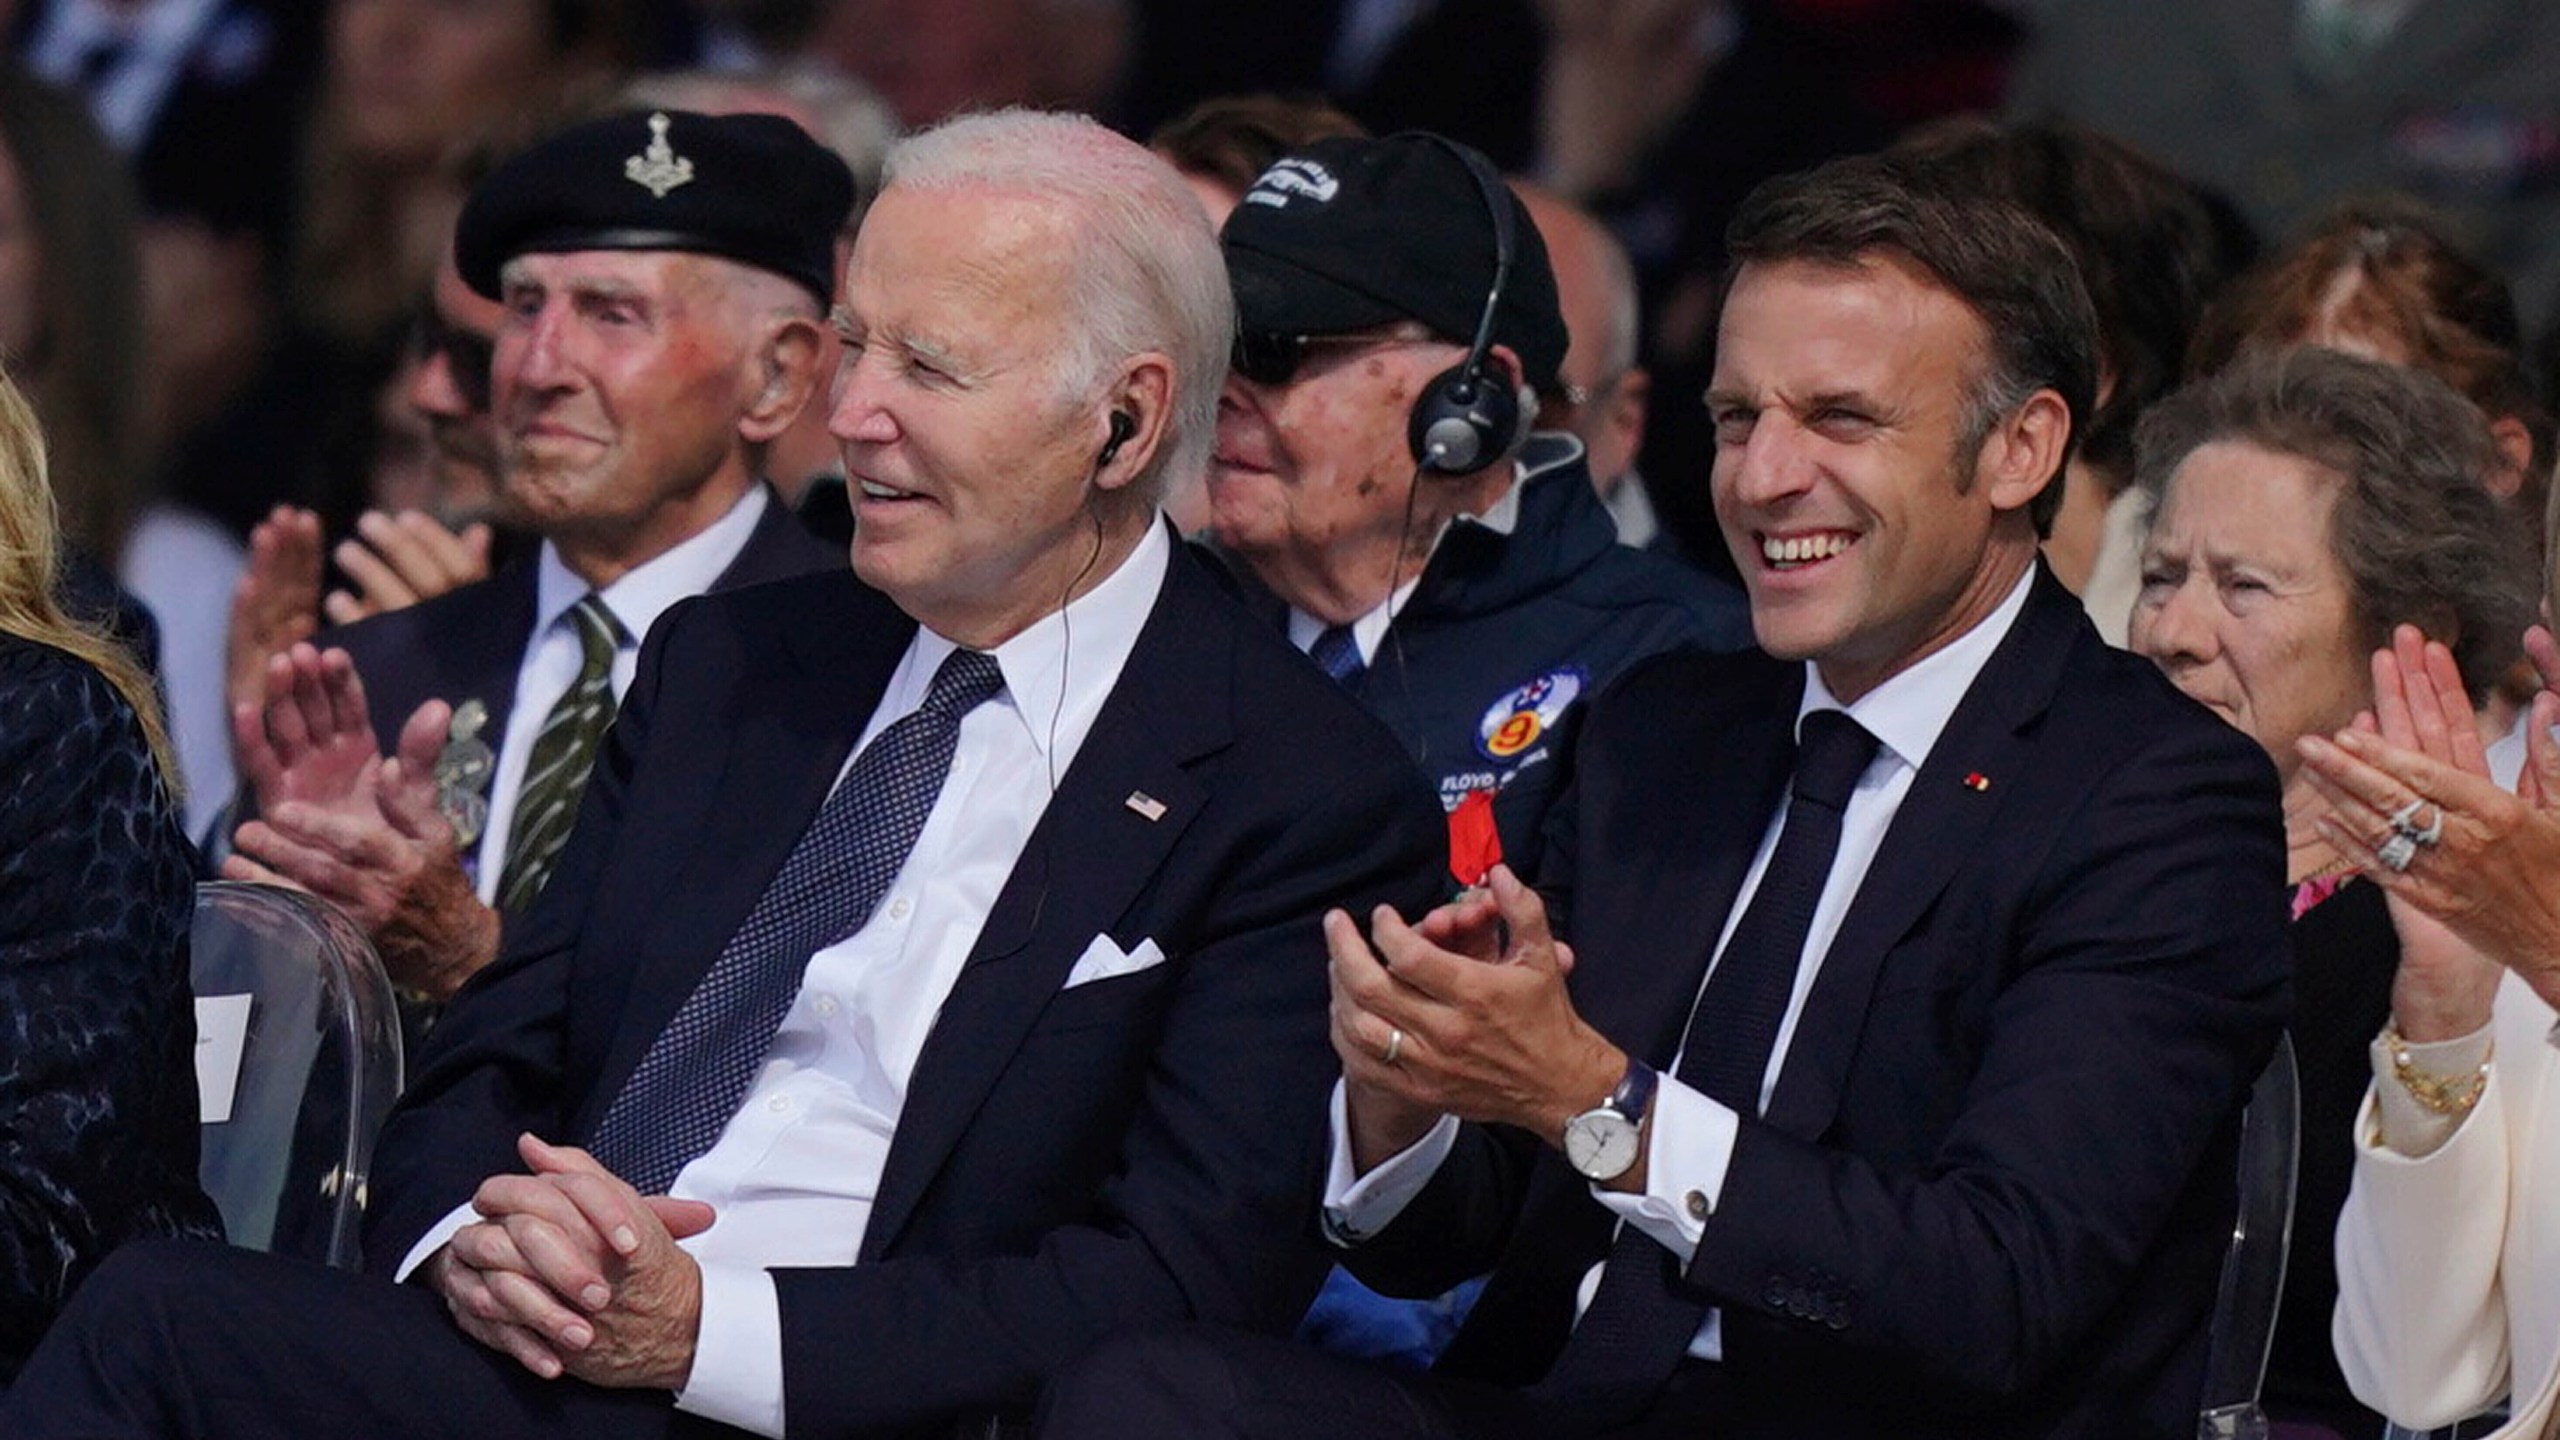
[1382,1028,1405,1066]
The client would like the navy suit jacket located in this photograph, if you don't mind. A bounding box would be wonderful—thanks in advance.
[322,490,839,870]
[1348,567,2291,1438]
[362,540,1448,1435]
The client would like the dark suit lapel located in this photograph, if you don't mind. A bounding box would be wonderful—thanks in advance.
[1761,570,2082,1140]
[710,483,845,591]
[457,567,539,745]
[862,548,1232,1259]
[1578,660,1800,1068]
[581,580,916,1113]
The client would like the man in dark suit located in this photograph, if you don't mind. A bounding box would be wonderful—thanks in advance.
[1038,153,2290,1438]
[0,108,1446,1439]
[221,109,850,1002]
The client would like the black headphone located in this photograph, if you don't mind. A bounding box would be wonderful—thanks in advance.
[1406,135,1522,476]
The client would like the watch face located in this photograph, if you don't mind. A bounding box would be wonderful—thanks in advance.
[1563,1110,1639,1180]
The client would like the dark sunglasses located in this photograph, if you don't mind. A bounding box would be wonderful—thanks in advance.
[1230,330,1420,388]
[411,308,496,412]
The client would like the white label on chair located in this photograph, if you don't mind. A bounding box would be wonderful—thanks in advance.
[195,994,253,1125]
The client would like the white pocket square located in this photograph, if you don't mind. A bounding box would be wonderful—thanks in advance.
[1063,934,1167,989]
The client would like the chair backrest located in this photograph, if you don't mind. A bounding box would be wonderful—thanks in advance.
[2198,1031,2303,1440]
[190,881,404,1269]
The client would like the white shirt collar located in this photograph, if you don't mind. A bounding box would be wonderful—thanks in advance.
[1798,563,2037,776]
[1286,462,1525,661]
[908,517,1171,762]
[531,485,770,649]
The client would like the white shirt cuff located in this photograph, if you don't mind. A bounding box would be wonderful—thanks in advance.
[2366,1020,2496,1159]
[670,1263,785,1438]
[1591,1076,1737,1261]
[394,1202,482,1282]
[1320,1079,1459,1245]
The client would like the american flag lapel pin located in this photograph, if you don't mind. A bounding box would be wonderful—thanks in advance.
[1963,771,1991,793]
[1125,791,1168,821]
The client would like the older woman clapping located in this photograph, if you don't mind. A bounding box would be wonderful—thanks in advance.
[2129,346,2538,1433]
[2300,616,2560,1435]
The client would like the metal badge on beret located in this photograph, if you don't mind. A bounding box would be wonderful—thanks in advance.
[435,698,495,849]
[625,112,694,198]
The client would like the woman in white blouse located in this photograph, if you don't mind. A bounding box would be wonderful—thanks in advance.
[2300,615,2560,1437]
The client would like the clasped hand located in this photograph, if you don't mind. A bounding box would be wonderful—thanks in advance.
[1329,865,1624,1173]
[430,1134,716,1391]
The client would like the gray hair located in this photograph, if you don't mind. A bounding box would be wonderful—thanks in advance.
[881,109,1230,503]
[2134,346,2536,698]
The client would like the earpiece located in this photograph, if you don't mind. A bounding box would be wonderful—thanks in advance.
[1405,134,1521,477]
[1409,366,1521,475]
[1097,410,1136,470]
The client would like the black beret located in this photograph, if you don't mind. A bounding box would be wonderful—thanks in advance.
[455,108,855,306]
[1222,133,1567,393]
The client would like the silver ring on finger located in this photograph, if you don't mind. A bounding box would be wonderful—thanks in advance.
[2377,830,2420,873]
[2411,803,2446,846]
[1381,1027,1405,1066]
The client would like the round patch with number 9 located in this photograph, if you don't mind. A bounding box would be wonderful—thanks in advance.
[1475,667,1586,762]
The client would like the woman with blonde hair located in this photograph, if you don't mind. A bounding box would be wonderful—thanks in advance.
[0,366,217,1381]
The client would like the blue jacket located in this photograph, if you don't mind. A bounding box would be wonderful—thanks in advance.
[1213,434,1751,885]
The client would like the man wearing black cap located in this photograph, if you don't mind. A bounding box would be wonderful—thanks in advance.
[2,109,1442,1440]
[221,108,847,1006]
[1210,132,1746,892]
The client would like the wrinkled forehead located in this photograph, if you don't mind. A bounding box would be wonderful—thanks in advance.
[853,184,1078,281]
[1716,253,1992,390]
[496,246,697,299]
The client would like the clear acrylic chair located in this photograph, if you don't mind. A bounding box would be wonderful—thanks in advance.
[190,880,404,1269]
[2200,1031,2302,1440]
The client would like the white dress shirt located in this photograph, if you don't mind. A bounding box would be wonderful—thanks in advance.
[398,517,1171,1439]
[471,487,769,901]
[1323,564,2037,1362]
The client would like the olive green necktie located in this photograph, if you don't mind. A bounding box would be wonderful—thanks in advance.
[496,594,627,913]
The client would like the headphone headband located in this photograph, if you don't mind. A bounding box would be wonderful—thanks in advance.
[1399,133,1523,475]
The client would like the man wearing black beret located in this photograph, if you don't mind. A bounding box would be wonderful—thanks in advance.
[3,109,1444,1440]
[220,108,847,1009]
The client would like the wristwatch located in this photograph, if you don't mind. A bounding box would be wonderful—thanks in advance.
[1562,1057,1657,1182]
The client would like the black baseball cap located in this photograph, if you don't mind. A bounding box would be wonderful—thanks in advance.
[455,108,855,307]
[1221,133,1567,392]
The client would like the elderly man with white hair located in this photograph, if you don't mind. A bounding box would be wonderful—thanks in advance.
[0,108,1444,1440]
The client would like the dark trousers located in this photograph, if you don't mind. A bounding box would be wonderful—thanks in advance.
[1033,1325,1731,1440]
[0,1238,701,1439]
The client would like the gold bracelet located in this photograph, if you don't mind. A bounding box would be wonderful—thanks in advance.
[2382,1023,2493,1117]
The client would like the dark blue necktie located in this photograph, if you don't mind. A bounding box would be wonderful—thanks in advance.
[587,647,1008,1195]
[1532,709,1879,1420]
[1308,623,1365,687]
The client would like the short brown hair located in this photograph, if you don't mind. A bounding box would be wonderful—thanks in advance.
[2189,198,2550,481]
[1727,152,2100,535]
[2135,347,2535,698]
[1148,93,1367,200]
[1890,119,2244,492]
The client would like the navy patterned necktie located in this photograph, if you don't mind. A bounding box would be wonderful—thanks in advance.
[587,646,1009,1195]
[1533,709,1879,1421]
[1309,623,1365,687]
[497,595,629,914]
